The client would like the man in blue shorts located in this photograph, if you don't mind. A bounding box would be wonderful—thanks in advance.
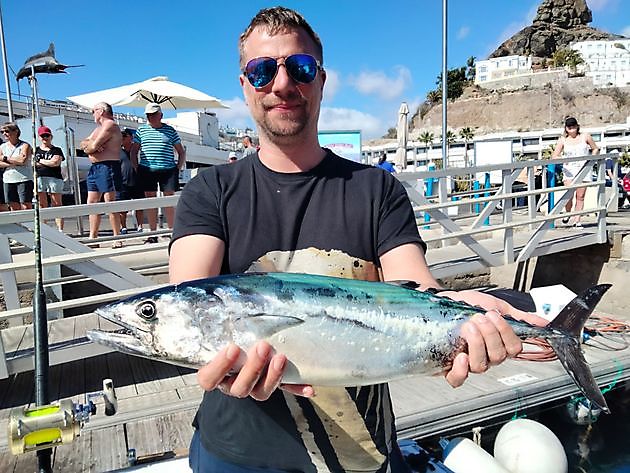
[80,102,123,240]
[131,102,186,243]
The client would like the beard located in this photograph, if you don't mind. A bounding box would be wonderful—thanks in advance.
[255,92,314,140]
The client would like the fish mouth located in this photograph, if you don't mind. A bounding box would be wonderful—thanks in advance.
[87,308,151,356]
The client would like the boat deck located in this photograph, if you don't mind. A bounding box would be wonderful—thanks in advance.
[1,312,628,472]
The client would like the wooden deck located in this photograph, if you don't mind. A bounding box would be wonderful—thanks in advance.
[1,311,629,472]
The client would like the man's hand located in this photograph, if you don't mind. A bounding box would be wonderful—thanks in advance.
[437,290,549,388]
[196,341,315,401]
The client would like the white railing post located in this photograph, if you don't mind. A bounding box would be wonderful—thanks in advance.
[502,169,514,264]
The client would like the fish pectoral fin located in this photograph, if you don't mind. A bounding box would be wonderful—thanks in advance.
[233,313,304,338]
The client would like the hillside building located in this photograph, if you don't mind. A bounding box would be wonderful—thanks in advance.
[571,39,630,88]
[475,55,532,84]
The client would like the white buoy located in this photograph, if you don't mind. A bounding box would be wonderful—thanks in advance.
[442,437,510,473]
[493,419,568,473]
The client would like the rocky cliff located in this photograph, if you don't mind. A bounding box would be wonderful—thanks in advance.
[490,0,623,59]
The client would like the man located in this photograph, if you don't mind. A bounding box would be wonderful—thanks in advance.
[118,128,144,235]
[170,7,543,473]
[242,134,257,157]
[0,122,33,211]
[130,103,186,243]
[227,151,238,163]
[80,102,122,240]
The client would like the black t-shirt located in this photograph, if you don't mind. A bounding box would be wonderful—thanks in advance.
[35,145,64,179]
[171,150,425,472]
[119,148,137,187]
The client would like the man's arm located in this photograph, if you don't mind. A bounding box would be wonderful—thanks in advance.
[380,243,547,388]
[174,143,186,170]
[130,142,140,170]
[82,122,115,155]
[7,143,33,165]
[169,234,313,400]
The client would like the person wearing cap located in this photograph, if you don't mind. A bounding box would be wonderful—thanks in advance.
[0,122,33,211]
[242,135,257,157]
[79,102,123,240]
[130,102,186,243]
[552,116,599,228]
[228,151,238,163]
[118,128,145,235]
[35,125,65,231]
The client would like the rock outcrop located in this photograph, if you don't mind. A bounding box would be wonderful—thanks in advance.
[490,0,623,59]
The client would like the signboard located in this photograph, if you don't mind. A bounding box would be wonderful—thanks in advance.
[473,139,514,184]
[318,130,362,163]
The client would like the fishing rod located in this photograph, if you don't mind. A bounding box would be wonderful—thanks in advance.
[6,47,116,473]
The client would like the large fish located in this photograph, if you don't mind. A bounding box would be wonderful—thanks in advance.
[87,273,610,412]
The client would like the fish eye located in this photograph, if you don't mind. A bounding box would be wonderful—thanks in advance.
[136,300,157,321]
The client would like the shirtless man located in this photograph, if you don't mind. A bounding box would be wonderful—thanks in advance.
[80,102,123,240]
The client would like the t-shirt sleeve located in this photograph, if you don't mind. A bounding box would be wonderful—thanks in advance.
[170,169,225,250]
[169,126,182,145]
[53,146,65,160]
[376,175,426,256]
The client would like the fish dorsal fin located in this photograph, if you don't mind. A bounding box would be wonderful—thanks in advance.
[233,314,304,338]
[386,280,420,289]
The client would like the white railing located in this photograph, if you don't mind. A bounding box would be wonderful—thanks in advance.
[0,154,614,377]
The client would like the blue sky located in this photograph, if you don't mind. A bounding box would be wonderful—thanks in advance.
[1,0,628,139]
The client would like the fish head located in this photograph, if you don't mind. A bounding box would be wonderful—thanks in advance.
[87,284,224,366]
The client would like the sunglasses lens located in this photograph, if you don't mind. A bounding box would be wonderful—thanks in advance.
[285,54,318,84]
[245,57,278,88]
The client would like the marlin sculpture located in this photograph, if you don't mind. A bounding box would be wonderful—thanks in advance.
[16,43,83,80]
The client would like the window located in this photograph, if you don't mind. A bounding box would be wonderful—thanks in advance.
[522,138,540,146]
[479,66,487,73]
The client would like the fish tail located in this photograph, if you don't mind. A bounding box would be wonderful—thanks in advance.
[546,284,612,413]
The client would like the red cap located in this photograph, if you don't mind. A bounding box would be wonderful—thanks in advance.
[38,126,52,136]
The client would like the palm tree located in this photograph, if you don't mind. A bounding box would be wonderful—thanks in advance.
[459,127,475,168]
[440,130,457,169]
[419,131,434,165]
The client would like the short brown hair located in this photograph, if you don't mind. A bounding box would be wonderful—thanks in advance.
[238,6,323,68]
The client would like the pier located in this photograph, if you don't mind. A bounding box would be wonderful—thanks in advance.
[1,155,629,471]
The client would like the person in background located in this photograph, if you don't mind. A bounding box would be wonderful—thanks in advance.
[118,128,145,235]
[552,116,599,228]
[169,7,544,473]
[34,125,65,231]
[228,151,238,163]
[130,102,186,243]
[242,134,258,157]
[0,163,7,212]
[376,153,396,173]
[0,122,33,211]
[80,102,123,241]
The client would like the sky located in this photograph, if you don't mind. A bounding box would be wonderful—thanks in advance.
[1,0,629,139]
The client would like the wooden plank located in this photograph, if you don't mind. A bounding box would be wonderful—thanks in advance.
[58,358,86,402]
[177,366,199,386]
[127,356,162,396]
[105,353,137,400]
[0,450,18,472]
[150,359,188,392]
[176,384,203,402]
[125,410,195,458]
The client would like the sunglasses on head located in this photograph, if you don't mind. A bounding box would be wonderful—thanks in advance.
[243,54,322,89]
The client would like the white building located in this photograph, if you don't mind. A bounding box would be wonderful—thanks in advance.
[475,55,533,84]
[571,39,630,88]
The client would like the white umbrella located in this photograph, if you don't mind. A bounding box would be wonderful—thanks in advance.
[396,102,409,170]
[67,76,229,110]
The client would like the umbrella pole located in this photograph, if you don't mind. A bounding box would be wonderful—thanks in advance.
[28,67,53,473]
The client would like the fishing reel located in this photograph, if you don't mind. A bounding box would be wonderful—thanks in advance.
[7,378,118,455]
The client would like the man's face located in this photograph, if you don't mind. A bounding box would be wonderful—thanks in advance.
[146,111,162,126]
[122,134,133,148]
[240,26,325,144]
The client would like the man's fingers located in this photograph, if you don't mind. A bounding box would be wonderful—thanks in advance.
[445,353,469,387]
[461,318,489,373]
[250,354,286,401]
[196,344,241,391]
[280,384,316,397]
[487,311,522,358]
[228,342,272,398]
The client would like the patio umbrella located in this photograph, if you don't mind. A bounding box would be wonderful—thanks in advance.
[67,76,229,110]
[396,102,409,170]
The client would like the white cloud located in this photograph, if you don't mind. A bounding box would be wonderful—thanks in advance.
[457,26,470,40]
[319,107,383,139]
[349,66,412,100]
[622,25,630,37]
[213,97,254,129]
[322,68,340,103]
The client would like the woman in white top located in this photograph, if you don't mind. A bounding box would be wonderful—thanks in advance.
[0,122,33,211]
[552,116,599,227]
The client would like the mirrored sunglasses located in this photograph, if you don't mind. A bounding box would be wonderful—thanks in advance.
[40,133,51,138]
[243,54,322,89]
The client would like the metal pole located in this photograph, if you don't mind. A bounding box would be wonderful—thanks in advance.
[0,1,13,121]
[441,0,448,169]
[28,67,53,473]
